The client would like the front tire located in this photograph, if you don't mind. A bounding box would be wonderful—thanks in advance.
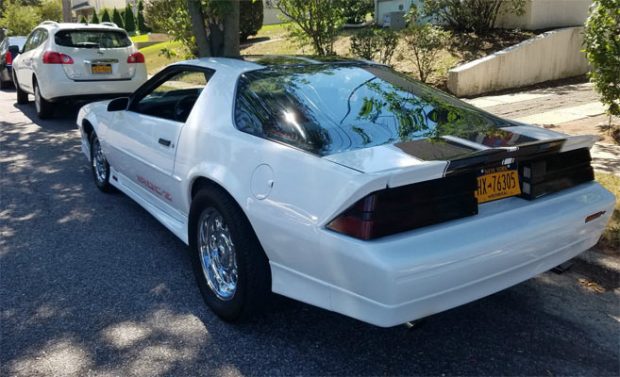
[189,187,271,322]
[14,73,28,104]
[90,133,113,193]
[34,81,53,119]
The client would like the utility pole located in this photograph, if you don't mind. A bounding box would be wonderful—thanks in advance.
[62,0,72,22]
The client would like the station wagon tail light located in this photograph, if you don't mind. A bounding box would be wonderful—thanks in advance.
[127,52,145,63]
[42,51,73,64]
[327,173,479,240]
[5,51,12,65]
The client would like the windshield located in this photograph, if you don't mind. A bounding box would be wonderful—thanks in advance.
[234,64,524,157]
[54,30,131,48]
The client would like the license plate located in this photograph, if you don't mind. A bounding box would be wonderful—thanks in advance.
[476,166,521,203]
[91,64,112,74]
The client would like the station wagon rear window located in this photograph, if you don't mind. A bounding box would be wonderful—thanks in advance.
[54,30,131,49]
[234,64,527,157]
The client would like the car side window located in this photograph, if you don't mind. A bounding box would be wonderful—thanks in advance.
[131,69,211,123]
[35,30,48,48]
[22,31,38,52]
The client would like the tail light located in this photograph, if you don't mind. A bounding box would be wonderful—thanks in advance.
[5,51,12,65]
[42,51,73,64]
[127,52,145,63]
[520,148,594,199]
[327,174,479,240]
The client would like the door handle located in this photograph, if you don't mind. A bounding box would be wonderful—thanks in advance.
[158,138,171,147]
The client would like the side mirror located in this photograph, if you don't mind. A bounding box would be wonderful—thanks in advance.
[107,97,129,112]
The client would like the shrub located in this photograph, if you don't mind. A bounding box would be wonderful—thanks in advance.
[341,0,373,24]
[584,0,620,118]
[0,0,41,35]
[350,27,397,64]
[137,0,150,33]
[39,0,62,22]
[101,8,111,23]
[276,0,345,56]
[91,10,100,24]
[124,4,136,32]
[79,15,88,24]
[144,0,193,54]
[112,7,124,29]
[403,24,451,83]
[240,0,263,42]
[423,0,525,35]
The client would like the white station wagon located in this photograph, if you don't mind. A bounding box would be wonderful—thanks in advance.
[77,57,615,327]
[12,21,147,119]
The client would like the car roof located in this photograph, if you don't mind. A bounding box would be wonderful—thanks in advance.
[35,21,125,33]
[173,55,377,75]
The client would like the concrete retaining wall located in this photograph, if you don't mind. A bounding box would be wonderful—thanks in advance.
[447,27,589,97]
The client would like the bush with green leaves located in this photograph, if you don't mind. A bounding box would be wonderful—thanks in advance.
[240,0,263,42]
[422,0,524,35]
[144,0,193,53]
[137,0,150,33]
[124,4,136,32]
[350,27,397,64]
[276,0,345,56]
[101,8,111,23]
[404,24,451,83]
[0,0,41,35]
[39,0,62,22]
[91,10,100,24]
[584,0,620,118]
[341,0,373,24]
[112,7,124,29]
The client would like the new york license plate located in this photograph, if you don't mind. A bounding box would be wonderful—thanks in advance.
[476,166,521,203]
[91,64,112,74]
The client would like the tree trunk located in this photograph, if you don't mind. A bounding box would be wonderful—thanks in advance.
[187,0,211,57]
[62,0,72,22]
[222,0,240,57]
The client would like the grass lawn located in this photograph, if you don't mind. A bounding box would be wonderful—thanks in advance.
[595,173,620,253]
[130,34,150,43]
[140,40,189,75]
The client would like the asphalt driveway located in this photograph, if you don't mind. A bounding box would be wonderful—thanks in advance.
[0,88,618,376]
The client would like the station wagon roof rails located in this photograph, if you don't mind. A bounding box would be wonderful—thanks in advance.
[40,20,59,26]
[100,22,118,27]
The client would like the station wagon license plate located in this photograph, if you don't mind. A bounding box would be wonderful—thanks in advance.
[91,64,112,74]
[476,166,521,203]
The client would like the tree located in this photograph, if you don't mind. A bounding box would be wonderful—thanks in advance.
[422,0,525,35]
[137,0,150,33]
[350,27,397,64]
[341,0,372,24]
[276,0,345,56]
[404,24,451,83]
[101,8,111,23]
[124,4,136,32]
[0,0,41,35]
[112,7,124,29]
[584,0,620,119]
[240,0,263,42]
[79,14,87,24]
[39,0,62,21]
[90,9,99,24]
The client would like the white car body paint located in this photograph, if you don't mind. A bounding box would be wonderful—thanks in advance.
[77,57,616,327]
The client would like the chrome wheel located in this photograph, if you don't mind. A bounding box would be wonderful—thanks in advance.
[92,137,107,183]
[198,208,238,300]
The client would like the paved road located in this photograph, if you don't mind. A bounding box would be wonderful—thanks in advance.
[1,88,618,377]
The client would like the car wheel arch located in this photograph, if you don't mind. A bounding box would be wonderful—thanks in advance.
[82,119,94,141]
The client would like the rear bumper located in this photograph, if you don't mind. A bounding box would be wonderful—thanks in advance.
[270,182,616,327]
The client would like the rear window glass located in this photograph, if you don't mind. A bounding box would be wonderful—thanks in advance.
[234,64,514,157]
[54,30,131,48]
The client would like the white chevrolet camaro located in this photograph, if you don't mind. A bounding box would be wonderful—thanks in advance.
[77,56,615,327]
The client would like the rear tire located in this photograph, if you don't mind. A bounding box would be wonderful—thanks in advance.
[14,73,28,104]
[189,186,271,322]
[90,132,113,193]
[34,81,53,119]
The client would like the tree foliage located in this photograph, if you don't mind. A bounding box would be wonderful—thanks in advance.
[124,4,136,32]
[276,0,345,56]
[404,23,451,83]
[240,0,263,42]
[39,0,61,22]
[112,7,124,29]
[91,9,99,24]
[137,0,150,33]
[422,0,525,35]
[584,0,620,117]
[101,8,111,23]
[341,0,372,24]
[0,0,41,35]
[349,27,397,64]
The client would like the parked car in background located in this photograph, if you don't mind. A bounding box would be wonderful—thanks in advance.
[77,57,615,327]
[12,21,147,119]
[0,36,26,89]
